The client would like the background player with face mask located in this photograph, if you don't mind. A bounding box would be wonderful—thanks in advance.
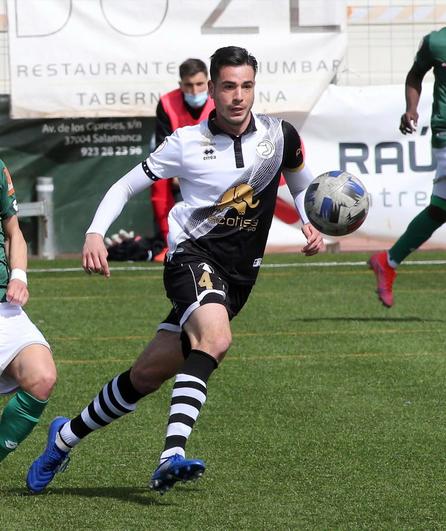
[151,58,215,262]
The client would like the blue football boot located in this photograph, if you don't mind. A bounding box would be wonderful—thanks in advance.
[149,454,205,494]
[26,416,71,494]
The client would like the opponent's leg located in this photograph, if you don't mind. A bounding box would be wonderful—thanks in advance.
[0,344,55,462]
[388,203,445,264]
[0,391,48,462]
[369,201,446,307]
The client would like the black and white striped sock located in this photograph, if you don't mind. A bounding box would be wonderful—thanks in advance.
[160,349,217,463]
[56,369,144,450]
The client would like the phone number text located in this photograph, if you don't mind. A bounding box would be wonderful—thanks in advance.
[79,146,143,157]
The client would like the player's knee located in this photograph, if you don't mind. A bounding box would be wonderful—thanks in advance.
[427,204,446,223]
[25,367,57,401]
[213,334,232,356]
[130,366,158,394]
[130,364,170,395]
[130,331,184,393]
[196,332,232,359]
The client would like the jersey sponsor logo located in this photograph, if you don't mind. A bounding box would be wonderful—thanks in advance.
[5,439,17,449]
[256,140,275,159]
[217,184,259,216]
[4,167,15,196]
[209,184,260,232]
[203,147,216,160]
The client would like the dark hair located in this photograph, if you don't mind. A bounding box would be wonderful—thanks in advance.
[179,58,208,80]
[210,46,258,81]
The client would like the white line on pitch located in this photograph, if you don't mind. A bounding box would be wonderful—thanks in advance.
[27,259,446,274]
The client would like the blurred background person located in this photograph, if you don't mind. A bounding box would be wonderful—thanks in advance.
[369,27,446,308]
[151,58,215,262]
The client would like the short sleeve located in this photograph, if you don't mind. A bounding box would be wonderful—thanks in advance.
[414,34,434,72]
[0,162,18,220]
[281,121,305,170]
[146,129,183,180]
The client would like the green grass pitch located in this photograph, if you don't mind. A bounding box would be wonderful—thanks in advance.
[1,251,446,530]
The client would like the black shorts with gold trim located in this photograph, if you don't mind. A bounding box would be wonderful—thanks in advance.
[158,254,252,331]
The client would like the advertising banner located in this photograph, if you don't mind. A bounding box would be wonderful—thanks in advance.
[6,0,346,118]
[0,95,154,253]
[3,82,442,253]
[272,83,446,246]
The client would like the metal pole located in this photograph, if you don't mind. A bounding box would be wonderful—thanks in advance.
[36,176,55,259]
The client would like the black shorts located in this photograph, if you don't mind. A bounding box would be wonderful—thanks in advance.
[158,256,252,331]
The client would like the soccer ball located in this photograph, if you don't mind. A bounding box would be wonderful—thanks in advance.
[304,170,369,236]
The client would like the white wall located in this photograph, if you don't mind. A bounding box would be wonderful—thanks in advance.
[0,1,443,94]
[339,0,445,86]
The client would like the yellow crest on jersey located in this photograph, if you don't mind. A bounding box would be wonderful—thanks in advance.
[216,184,259,215]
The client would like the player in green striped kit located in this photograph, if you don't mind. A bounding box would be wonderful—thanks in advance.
[370,27,446,307]
[0,160,57,463]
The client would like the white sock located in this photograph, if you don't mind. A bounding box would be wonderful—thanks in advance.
[55,430,73,453]
[386,252,398,269]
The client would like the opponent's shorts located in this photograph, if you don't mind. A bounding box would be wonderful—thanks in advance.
[0,302,50,394]
[158,257,252,331]
[432,147,446,199]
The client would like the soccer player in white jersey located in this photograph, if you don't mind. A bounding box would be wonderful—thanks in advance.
[0,160,56,465]
[27,46,323,495]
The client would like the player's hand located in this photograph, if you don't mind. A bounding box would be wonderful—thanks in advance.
[6,279,29,306]
[301,223,324,256]
[400,112,418,134]
[82,233,110,277]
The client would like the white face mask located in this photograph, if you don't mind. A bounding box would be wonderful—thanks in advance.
[184,91,208,108]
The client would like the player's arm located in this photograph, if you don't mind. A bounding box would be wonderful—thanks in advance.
[0,164,28,305]
[83,132,182,276]
[281,121,324,256]
[400,63,429,134]
[400,36,432,134]
[83,164,158,277]
[3,215,29,306]
[154,102,180,191]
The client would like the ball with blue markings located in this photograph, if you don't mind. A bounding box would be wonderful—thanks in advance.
[304,170,369,236]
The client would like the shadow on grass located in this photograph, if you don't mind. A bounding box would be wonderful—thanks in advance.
[5,486,175,506]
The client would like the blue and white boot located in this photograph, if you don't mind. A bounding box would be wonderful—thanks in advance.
[149,454,205,494]
[26,416,71,494]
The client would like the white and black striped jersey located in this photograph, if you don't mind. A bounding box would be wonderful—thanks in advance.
[144,110,307,285]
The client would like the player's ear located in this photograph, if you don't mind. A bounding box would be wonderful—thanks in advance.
[208,80,214,99]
